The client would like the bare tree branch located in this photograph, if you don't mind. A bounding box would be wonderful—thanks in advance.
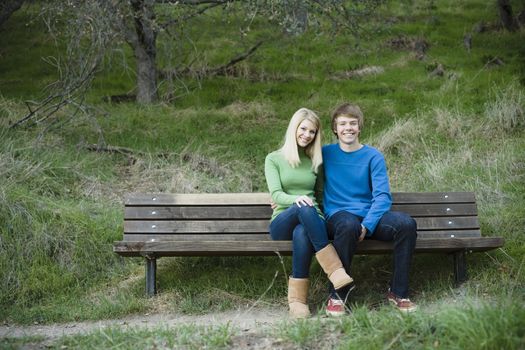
[160,2,225,28]
[160,0,232,4]
[19,0,386,110]
[84,144,145,156]
[159,40,263,79]
[207,40,263,76]
[10,0,116,136]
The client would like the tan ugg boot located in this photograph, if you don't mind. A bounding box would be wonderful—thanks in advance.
[288,277,311,318]
[316,244,353,290]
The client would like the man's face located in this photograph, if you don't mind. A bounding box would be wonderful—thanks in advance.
[334,116,360,146]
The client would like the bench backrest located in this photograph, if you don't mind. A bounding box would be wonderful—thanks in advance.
[123,192,480,242]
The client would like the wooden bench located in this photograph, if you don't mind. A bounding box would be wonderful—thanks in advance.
[113,192,504,296]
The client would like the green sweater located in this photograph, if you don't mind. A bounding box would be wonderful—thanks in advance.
[264,150,323,221]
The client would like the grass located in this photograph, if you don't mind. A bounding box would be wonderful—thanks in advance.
[3,296,523,349]
[51,324,234,349]
[0,0,524,348]
[277,299,525,349]
[0,336,47,350]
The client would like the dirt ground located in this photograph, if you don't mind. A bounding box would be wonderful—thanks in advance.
[0,307,292,349]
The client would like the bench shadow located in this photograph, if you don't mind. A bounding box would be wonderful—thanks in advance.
[143,253,471,315]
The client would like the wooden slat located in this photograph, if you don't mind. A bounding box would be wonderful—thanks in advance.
[125,206,272,220]
[124,220,270,233]
[122,229,481,242]
[114,240,293,257]
[124,216,479,234]
[390,203,477,217]
[124,233,272,241]
[125,192,475,206]
[391,192,475,204]
[125,193,271,206]
[414,216,479,230]
[413,230,481,238]
[124,203,478,220]
[360,237,504,253]
[113,237,504,256]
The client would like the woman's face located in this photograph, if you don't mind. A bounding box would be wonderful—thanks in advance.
[296,119,317,148]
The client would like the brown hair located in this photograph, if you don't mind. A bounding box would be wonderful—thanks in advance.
[330,103,364,136]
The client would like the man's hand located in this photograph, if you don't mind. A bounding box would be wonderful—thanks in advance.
[295,195,314,208]
[359,224,367,242]
[270,200,277,210]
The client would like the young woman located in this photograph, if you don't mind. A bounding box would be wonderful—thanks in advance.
[264,108,353,318]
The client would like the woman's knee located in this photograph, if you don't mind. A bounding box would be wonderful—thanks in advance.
[296,204,318,217]
[293,225,309,245]
[292,225,314,253]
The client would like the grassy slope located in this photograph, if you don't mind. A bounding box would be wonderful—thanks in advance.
[0,0,524,348]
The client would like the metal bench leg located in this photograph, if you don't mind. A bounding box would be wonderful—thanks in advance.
[453,251,467,284]
[145,256,157,297]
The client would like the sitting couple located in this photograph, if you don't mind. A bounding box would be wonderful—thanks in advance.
[264,103,418,318]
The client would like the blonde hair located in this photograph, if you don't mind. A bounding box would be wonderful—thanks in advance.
[280,108,323,173]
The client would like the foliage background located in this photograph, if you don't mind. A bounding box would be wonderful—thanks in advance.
[0,0,524,348]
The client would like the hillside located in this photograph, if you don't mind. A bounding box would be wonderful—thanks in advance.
[1,0,524,348]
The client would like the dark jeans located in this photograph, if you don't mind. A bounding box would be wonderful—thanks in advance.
[269,204,329,278]
[327,210,417,299]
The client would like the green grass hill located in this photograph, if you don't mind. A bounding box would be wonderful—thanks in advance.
[1,0,524,348]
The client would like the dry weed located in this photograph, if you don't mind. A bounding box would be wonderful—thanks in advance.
[433,107,468,139]
[484,82,524,132]
[221,100,275,118]
[371,118,423,156]
[0,97,27,127]
[332,66,385,80]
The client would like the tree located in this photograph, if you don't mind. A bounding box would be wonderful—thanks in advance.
[497,0,518,31]
[126,0,159,103]
[13,0,385,129]
[94,0,385,104]
[0,0,24,28]
[144,0,386,102]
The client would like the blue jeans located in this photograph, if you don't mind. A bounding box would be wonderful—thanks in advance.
[269,204,329,278]
[327,211,417,299]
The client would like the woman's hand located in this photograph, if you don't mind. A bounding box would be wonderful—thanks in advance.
[295,195,314,208]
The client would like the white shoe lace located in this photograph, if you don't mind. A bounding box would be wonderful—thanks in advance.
[330,298,344,306]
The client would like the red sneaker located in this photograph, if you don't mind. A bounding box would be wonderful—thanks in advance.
[325,298,347,317]
[387,290,417,313]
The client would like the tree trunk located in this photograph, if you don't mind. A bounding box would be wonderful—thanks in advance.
[129,0,158,104]
[294,4,308,35]
[0,0,24,28]
[497,0,517,31]
[283,0,308,35]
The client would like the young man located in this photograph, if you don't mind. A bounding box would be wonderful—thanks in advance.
[322,102,418,315]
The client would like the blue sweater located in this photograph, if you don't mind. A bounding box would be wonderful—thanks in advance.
[322,144,392,235]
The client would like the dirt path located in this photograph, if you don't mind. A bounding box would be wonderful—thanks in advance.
[0,307,288,343]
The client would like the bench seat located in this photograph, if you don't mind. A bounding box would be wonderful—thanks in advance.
[113,192,504,295]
